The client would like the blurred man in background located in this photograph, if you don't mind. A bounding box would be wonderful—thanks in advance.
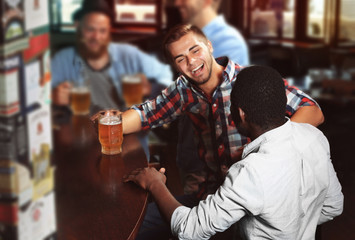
[51,0,172,113]
[175,0,249,65]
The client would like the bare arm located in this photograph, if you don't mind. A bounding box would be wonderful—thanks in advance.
[149,179,182,224]
[122,109,143,134]
[290,105,324,127]
[123,168,182,223]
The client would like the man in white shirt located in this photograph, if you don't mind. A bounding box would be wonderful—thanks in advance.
[124,65,343,239]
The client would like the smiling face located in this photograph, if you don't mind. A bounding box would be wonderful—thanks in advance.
[168,32,214,86]
[78,12,111,58]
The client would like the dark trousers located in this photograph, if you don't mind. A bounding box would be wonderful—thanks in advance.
[136,194,200,240]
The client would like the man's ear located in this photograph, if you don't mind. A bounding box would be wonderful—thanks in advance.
[239,108,246,122]
[207,40,213,54]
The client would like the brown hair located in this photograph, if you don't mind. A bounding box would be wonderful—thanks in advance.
[163,24,208,64]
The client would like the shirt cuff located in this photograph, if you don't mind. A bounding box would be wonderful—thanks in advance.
[131,106,145,124]
[170,206,191,237]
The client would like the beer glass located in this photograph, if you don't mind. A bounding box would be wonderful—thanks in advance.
[70,81,91,115]
[122,74,143,107]
[98,111,123,155]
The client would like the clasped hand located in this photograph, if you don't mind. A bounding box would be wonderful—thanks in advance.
[123,167,167,191]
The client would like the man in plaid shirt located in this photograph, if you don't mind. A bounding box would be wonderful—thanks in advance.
[122,24,324,239]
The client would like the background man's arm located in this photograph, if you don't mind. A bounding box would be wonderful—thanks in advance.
[52,81,72,106]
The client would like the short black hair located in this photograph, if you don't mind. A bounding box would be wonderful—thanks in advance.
[230,65,287,130]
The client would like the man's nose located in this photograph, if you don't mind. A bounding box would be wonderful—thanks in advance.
[91,31,101,40]
[187,55,197,66]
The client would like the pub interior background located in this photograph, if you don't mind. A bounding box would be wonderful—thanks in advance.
[51,0,354,239]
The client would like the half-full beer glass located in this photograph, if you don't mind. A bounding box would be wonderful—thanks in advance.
[98,111,123,155]
[70,80,91,115]
[122,74,143,107]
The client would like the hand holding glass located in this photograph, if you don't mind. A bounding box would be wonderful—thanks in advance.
[122,74,143,107]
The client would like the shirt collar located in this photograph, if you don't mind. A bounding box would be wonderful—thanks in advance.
[216,57,236,84]
[242,118,292,158]
[73,43,116,64]
[73,44,114,70]
[108,43,118,62]
[73,48,84,66]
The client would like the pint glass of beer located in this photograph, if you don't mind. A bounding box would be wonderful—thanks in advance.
[122,74,143,107]
[98,111,123,155]
[70,81,91,115]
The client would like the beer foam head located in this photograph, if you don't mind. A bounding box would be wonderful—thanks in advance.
[71,86,90,93]
[122,75,141,83]
[99,116,121,125]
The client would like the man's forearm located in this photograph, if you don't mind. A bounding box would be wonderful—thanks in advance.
[150,181,182,224]
[122,109,143,134]
[290,105,324,127]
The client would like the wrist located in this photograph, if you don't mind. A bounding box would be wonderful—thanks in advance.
[148,180,166,195]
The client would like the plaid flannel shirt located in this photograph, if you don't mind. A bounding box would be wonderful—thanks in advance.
[135,57,317,195]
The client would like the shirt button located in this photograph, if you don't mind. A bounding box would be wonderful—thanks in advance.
[216,124,220,129]
[219,145,223,149]
[213,103,217,108]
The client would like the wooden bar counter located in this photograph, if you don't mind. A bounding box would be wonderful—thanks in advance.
[52,114,148,240]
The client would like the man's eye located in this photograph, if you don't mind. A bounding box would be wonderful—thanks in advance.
[177,58,185,63]
[193,49,199,54]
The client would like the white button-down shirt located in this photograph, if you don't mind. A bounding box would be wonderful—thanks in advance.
[171,120,344,239]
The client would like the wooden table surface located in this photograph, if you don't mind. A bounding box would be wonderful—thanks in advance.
[52,114,148,240]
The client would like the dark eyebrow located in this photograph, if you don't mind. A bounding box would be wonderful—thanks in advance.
[189,45,199,52]
[173,45,199,61]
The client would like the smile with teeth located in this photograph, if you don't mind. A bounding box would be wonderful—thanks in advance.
[192,64,204,75]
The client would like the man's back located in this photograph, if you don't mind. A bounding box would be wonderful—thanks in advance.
[237,121,343,239]
[170,120,343,239]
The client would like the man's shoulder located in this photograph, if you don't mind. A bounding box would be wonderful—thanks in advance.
[292,121,323,135]
[54,46,76,56]
[291,122,328,148]
[108,42,148,62]
[52,46,77,63]
[208,16,242,37]
[109,42,140,53]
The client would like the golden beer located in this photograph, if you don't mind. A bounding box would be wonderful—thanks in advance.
[70,88,91,115]
[122,75,143,107]
[99,115,123,155]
